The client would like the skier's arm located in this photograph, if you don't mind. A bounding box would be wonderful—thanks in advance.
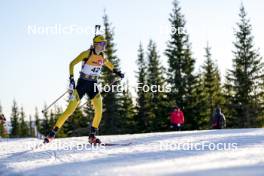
[104,58,124,78]
[69,51,89,76]
[104,58,114,71]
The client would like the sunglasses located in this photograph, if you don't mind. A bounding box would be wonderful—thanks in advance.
[96,42,106,47]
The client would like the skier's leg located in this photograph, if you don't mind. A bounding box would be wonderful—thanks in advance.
[86,81,103,144]
[85,80,103,144]
[54,79,87,129]
[44,90,80,143]
[88,93,103,144]
[54,90,80,128]
[91,93,103,129]
[44,79,86,143]
[87,81,103,130]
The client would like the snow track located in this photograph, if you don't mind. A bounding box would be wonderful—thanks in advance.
[0,128,264,176]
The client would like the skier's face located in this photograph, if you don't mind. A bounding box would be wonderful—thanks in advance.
[94,42,106,52]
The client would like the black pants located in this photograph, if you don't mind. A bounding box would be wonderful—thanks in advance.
[76,78,99,100]
[171,124,182,131]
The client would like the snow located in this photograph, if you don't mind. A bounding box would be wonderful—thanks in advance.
[1,128,264,176]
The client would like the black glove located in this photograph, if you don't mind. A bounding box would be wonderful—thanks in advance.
[69,75,75,90]
[113,69,124,79]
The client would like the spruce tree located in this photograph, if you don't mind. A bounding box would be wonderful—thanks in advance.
[100,13,123,134]
[0,103,6,137]
[119,80,136,134]
[82,98,94,128]
[34,107,41,136]
[49,110,56,130]
[224,4,264,128]
[29,115,35,137]
[202,44,223,124]
[165,0,197,129]
[135,43,149,132]
[40,105,50,135]
[192,72,210,129]
[146,40,168,131]
[10,100,20,137]
[19,107,29,137]
[63,106,84,136]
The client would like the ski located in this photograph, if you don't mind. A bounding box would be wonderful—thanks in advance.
[76,142,132,149]
[102,142,132,146]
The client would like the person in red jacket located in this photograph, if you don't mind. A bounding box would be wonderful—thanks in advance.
[170,106,184,131]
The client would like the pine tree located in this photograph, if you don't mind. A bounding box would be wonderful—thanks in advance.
[119,80,136,134]
[19,107,29,137]
[135,43,149,132]
[202,44,223,125]
[10,100,20,137]
[165,0,197,129]
[100,13,123,134]
[224,4,264,128]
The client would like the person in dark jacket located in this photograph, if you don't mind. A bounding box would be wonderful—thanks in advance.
[212,106,226,129]
[170,106,185,131]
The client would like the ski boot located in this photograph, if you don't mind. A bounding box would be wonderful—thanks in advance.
[44,127,58,143]
[89,127,101,144]
[89,134,101,144]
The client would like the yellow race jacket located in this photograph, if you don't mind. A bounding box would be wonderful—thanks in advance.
[69,49,114,77]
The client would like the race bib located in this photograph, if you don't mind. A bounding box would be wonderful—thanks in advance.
[81,64,102,76]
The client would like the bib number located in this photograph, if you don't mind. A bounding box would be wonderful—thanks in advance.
[82,65,102,76]
[91,67,101,73]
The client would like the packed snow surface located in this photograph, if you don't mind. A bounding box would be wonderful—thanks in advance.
[1,128,264,176]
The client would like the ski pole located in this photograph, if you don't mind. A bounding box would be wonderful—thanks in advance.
[95,25,101,36]
[41,90,68,113]
[79,78,120,109]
